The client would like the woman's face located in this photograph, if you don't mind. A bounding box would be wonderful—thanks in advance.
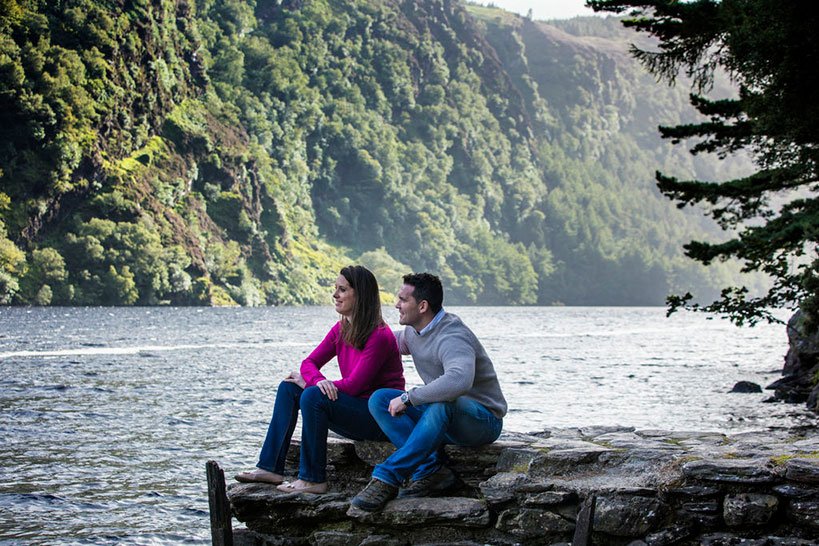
[333,274,356,318]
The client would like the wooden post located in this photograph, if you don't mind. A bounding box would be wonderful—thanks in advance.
[572,494,596,546]
[206,460,233,546]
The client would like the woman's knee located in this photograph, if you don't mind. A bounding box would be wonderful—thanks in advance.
[299,385,326,408]
[275,380,303,402]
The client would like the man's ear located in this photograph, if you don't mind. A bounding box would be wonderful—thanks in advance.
[418,299,429,314]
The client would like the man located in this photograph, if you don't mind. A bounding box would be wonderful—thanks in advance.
[350,272,507,511]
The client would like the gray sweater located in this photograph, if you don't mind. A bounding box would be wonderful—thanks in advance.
[397,312,508,419]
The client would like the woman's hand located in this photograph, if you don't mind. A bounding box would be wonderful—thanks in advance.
[316,379,338,401]
[284,370,306,389]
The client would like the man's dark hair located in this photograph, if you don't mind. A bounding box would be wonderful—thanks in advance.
[403,272,443,314]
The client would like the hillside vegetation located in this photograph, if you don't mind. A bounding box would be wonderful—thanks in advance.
[0,0,750,306]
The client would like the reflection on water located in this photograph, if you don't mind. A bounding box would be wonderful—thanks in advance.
[0,306,815,544]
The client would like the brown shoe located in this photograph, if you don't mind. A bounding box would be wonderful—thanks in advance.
[350,478,398,512]
[234,469,284,485]
[398,466,457,498]
[276,479,328,494]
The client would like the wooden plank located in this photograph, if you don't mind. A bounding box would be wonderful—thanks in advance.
[206,460,234,546]
[572,494,596,546]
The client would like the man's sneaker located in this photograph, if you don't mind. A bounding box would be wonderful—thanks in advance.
[350,478,398,511]
[398,466,457,498]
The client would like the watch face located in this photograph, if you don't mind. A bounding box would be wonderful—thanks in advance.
[401,393,409,403]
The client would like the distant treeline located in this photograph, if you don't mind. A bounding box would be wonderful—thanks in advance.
[0,0,751,306]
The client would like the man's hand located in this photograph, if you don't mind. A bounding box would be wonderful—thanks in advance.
[284,370,306,389]
[388,395,407,416]
[317,379,339,401]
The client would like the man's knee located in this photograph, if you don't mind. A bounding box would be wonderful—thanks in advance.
[368,388,398,415]
[422,401,454,424]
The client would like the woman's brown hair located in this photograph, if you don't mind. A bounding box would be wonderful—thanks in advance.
[339,265,383,350]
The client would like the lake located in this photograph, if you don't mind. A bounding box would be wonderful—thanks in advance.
[0,306,816,544]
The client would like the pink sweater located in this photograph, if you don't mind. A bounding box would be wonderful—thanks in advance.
[300,322,405,398]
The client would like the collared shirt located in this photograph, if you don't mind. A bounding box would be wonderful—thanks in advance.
[418,308,446,336]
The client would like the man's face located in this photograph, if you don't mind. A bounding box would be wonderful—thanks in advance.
[395,284,424,328]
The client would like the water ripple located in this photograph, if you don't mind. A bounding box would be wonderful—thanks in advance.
[0,305,816,544]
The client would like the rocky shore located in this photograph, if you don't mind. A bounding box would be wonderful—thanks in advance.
[225,425,819,545]
[768,310,819,411]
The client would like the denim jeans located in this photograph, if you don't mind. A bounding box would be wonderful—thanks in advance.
[368,388,503,487]
[257,381,387,483]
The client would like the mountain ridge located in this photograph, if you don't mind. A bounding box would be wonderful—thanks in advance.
[0,0,752,306]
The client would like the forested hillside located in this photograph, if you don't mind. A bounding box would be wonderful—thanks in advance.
[0,0,749,306]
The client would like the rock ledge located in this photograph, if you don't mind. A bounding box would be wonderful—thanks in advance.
[227,426,819,545]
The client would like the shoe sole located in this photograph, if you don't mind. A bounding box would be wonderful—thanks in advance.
[350,498,387,512]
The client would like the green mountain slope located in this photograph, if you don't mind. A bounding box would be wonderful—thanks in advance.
[0,0,749,306]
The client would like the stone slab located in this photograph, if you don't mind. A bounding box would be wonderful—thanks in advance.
[682,459,779,484]
[346,496,490,527]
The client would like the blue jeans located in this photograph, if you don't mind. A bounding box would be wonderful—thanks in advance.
[257,381,387,483]
[368,388,503,487]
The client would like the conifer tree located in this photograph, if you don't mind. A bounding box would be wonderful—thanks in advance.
[589,0,819,327]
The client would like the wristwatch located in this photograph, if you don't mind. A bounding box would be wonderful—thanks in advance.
[400,391,413,407]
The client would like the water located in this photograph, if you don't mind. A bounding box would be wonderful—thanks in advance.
[0,306,815,544]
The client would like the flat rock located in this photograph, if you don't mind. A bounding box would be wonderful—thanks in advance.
[665,485,721,498]
[496,507,575,537]
[495,447,541,472]
[346,496,490,527]
[528,445,614,475]
[592,431,678,451]
[772,483,818,498]
[522,490,577,507]
[644,524,695,546]
[579,425,636,437]
[681,500,721,515]
[785,458,819,483]
[682,459,779,484]
[531,437,609,451]
[478,472,528,504]
[311,530,368,546]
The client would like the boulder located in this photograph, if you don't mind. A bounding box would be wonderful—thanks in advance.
[772,310,819,409]
[592,494,667,537]
[730,381,763,393]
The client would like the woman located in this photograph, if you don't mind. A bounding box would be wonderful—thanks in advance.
[235,265,404,493]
